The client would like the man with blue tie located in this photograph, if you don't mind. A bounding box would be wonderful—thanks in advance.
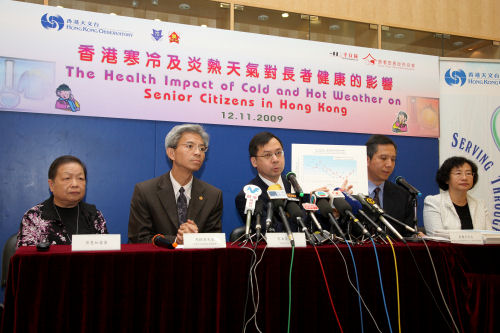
[366,134,414,236]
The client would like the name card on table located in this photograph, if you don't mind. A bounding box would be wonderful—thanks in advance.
[449,230,484,245]
[72,234,121,251]
[183,233,226,249]
[266,232,307,248]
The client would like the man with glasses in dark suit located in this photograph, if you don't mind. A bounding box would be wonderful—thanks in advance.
[235,131,292,232]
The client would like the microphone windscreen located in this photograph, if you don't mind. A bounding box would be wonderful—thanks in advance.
[332,198,352,216]
[342,193,362,214]
[152,234,176,249]
[286,201,303,219]
[316,198,334,218]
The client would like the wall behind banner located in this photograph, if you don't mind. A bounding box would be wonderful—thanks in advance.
[0,111,437,272]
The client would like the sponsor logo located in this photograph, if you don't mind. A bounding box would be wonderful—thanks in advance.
[40,13,133,37]
[363,53,376,65]
[151,29,164,41]
[366,197,375,205]
[243,184,262,195]
[444,68,466,86]
[41,13,64,30]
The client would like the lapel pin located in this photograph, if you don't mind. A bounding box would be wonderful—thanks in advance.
[199,196,204,200]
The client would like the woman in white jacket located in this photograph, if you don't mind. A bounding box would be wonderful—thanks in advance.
[423,156,490,236]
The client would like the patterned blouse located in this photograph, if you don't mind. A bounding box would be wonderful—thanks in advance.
[17,197,108,247]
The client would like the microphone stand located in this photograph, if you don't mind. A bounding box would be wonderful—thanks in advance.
[411,193,418,232]
[405,193,422,242]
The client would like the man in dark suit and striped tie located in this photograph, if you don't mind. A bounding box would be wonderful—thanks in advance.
[366,134,414,236]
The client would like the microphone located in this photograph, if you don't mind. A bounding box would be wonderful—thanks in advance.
[314,192,345,239]
[395,176,422,196]
[332,198,370,237]
[344,193,386,236]
[302,202,330,244]
[152,234,177,249]
[254,200,264,240]
[243,184,262,240]
[383,213,418,234]
[286,200,314,245]
[359,193,417,234]
[341,192,363,214]
[286,171,305,199]
[267,184,294,246]
[302,202,324,233]
[355,193,406,241]
[265,201,274,232]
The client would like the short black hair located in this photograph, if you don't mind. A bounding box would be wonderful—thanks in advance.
[56,84,71,93]
[248,132,283,157]
[365,134,397,158]
[48,155,87,180]
[436,156,478,191]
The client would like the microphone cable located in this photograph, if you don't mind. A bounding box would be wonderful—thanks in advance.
[250,243,267,333]
[344,239,365,333]
[405,238,461,333]
[242,239,266,333]
[334,241,383,333]
[242,242,258,333]
[312,245,344,333]
[386,236,401,333]
[370,237,394,333]
[286,244,295,333]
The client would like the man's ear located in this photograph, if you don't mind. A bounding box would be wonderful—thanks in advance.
[166,147,175,161]
[250,157,257,168]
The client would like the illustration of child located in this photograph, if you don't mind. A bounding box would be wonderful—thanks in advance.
[55,84,80,112]
[392,111,408,133]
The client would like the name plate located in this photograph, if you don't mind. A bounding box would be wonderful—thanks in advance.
[72,234,121,251]
[183,233,227,249]
[266,232,307,248]
[449,230,484,245]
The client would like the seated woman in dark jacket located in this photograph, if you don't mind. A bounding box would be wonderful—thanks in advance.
[17,155,108,247]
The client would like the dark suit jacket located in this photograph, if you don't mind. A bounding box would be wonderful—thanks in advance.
[381,180,415,236]
[128,171,223,244]
[235,175,294,232]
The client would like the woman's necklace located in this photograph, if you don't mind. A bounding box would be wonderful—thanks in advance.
[53,203,80,235]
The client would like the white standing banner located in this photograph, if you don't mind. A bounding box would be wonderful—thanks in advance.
[440,59,500,230]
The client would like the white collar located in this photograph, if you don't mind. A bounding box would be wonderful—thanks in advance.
[170,172,193,200]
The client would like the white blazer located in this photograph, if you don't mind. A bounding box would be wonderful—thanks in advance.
[423,190,490,236]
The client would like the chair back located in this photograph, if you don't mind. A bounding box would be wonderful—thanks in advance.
[229,226,246,242]
[1,233,18,288]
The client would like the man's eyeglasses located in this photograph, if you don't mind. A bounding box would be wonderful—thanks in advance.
[451,171,474,177]
[175,143,208,153]
[255,150,284,160]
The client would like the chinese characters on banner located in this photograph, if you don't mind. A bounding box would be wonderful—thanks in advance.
[0,1,439,137]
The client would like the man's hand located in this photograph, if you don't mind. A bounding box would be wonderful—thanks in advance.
[176,219,199,245]
[338,179,353,194]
